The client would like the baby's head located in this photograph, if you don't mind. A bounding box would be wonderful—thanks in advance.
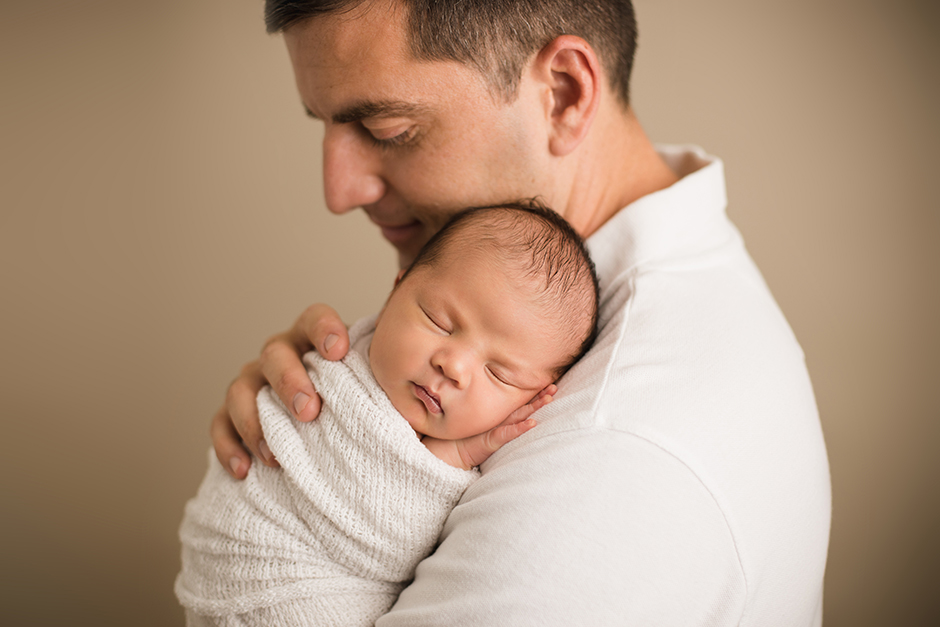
[370,201,599,440]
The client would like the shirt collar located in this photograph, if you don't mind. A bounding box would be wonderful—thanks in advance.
[587,145,730,291]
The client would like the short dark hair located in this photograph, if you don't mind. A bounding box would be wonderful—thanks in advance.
[400,200,600,378]
[265,0,638,106]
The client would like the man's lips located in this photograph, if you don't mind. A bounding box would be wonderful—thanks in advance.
[369,217,423,245]
[413,383,442,415]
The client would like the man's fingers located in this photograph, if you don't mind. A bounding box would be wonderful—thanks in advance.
[225,363,280,468]
[261,303,347,422]
[297,303,350,362]
[260,338,322,423]
[210,303,349,481]
[211,304,347,480]
[210,406,251,479]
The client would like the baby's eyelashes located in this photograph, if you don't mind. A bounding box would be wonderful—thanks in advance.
[486,366,516,388]
[421,306,451,334]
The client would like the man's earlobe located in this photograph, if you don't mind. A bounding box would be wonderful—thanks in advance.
[537,36,602,157]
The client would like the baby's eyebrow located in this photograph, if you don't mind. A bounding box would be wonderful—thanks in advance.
[303,100,430,124]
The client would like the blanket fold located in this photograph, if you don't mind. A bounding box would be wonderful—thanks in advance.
[176,317,478,625]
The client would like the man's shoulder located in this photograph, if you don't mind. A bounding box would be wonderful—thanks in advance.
[418,427,750,626]
[478,245,829,623]
[391,148,828,626]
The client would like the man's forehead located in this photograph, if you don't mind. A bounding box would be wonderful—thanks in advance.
[284,0,408,69]
[284,3,451,120]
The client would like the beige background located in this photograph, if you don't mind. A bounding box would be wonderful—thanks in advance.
[2,0,937,625]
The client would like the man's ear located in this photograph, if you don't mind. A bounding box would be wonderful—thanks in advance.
[533,35,602,157]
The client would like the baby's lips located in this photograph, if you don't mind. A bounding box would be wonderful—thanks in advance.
[413,383,443,414]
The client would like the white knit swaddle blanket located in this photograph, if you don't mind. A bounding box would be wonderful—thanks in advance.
[176,318,478,626]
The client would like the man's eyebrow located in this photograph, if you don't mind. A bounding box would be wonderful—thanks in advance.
[303,101,429,124]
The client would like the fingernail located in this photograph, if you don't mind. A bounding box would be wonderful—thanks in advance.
[229,457,242,476]
[293,392,311,416]
[323,333,338,353]
[259,439,274,463]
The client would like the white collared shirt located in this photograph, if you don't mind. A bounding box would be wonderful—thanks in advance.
[380,146,831,626]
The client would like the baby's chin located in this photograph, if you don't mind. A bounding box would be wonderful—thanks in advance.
[395,406,430,440]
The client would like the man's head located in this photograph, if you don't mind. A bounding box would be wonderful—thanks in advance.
[269,0,639,267]
[266,1,637,106]
[369,201,599,440]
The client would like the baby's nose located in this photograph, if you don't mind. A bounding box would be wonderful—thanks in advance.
[433,349,471,389]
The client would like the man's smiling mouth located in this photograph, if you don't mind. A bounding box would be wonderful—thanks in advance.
[368,215,423,245]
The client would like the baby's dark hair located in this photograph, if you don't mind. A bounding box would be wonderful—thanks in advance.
[400,200,600,377]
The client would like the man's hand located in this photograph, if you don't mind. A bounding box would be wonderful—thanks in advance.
[211,304,350,479]
[422,385,556,470]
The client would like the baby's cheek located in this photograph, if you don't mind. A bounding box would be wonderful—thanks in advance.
[482,396,517,429]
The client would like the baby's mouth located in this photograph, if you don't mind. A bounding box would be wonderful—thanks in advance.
[413,383,442,415]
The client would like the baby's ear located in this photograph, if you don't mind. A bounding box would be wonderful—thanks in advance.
[393,269,407,287]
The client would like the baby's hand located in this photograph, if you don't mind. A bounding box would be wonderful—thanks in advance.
[422,384,556,470]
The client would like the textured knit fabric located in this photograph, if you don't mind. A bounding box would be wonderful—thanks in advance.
[377,146,832,626]
[176,317,478,626]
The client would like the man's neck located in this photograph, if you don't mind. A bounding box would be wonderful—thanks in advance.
[562,108,679,238]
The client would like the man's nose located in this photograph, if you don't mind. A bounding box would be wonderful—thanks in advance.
[321,125,387,214]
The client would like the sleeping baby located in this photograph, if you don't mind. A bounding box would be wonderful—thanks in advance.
[176,201,599,626]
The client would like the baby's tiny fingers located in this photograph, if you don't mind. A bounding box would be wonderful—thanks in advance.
[493,418,538,448]
[530,394,554,411]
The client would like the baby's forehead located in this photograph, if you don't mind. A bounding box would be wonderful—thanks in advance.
[421,242,537,293]
[420,248,584,336]
[426,238,583,311]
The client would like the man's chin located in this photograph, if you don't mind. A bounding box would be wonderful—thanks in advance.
[395,247,420,269]
[373,223,423,267]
